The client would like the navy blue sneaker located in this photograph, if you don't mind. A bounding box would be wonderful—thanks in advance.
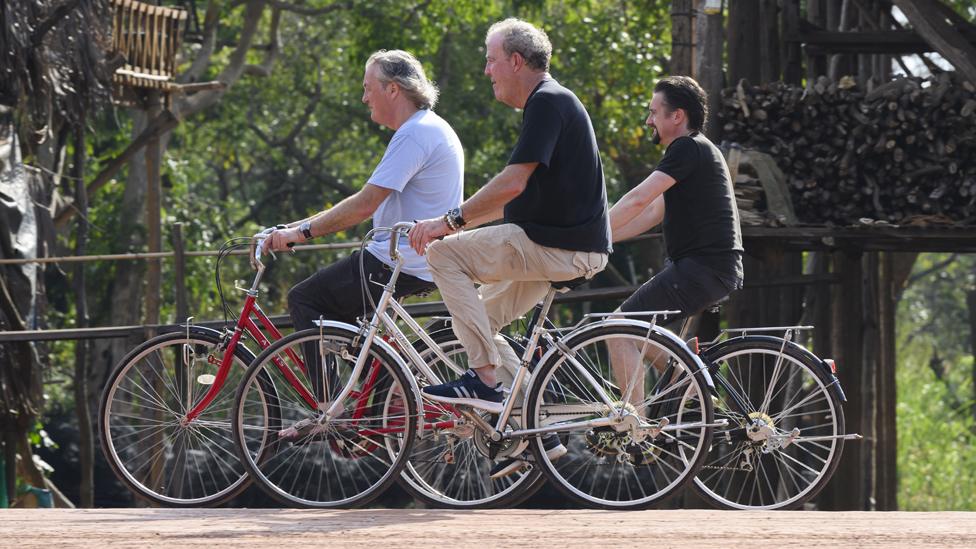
[422,370,505,413]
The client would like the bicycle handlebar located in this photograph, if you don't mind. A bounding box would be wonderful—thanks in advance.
[388,221,415,261]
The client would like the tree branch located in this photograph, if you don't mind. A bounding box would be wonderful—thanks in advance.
[243,8,282,77]
[266,0,352,16]
[180,0,223,83]
[908,253,958,284]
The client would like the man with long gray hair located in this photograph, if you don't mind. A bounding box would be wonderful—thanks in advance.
[261,50,463,415]
[409,18,611,478]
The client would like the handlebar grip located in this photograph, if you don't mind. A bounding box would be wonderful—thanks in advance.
[388,221,415,260]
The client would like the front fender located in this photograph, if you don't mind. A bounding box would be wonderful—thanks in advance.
[312,319,426,435]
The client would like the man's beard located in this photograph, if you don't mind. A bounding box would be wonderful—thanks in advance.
[651,128,661,145]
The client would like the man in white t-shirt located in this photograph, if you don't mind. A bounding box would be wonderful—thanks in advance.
[261,50,463,383]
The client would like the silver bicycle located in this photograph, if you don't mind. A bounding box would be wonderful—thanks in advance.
[230,223,719,509]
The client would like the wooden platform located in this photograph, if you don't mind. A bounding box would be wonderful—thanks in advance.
[1,509,973,548]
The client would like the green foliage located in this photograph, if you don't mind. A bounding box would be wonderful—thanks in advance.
[896,253,976,510]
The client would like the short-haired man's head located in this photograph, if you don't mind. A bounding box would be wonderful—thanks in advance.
[486,18,552,72]
[653,76,708,132]
[366,50,439,110]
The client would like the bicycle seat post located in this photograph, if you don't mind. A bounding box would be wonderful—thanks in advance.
[490,287,559,437]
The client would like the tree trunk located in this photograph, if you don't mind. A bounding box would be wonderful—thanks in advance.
[759,0,780,83]
[71,123,94,508]
[88,111,149,403]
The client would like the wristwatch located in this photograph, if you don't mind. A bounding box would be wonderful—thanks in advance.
[299,220,314,240]
[443,207,467,231]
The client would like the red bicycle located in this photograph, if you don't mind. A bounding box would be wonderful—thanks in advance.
[98,236,300,506]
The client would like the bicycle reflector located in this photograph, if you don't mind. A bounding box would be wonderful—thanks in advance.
[824,359,838,374]
[686,337,700,355]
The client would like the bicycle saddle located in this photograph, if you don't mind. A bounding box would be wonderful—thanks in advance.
[551,276,589,292]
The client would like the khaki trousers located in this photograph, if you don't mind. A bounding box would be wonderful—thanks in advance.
[426,223,608,372]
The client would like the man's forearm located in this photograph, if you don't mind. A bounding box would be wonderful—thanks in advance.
[457,163,536,228]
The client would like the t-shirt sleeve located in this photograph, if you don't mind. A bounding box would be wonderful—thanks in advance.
[654,136,699,182]
[368,133,426,192]
[508,97,562,168]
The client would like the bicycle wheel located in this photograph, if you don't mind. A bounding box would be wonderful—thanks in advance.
[524,322,714,510]
[232,326,416,508]
[696,336,846,510]
[398,328,545,508]
[99,327,276,506]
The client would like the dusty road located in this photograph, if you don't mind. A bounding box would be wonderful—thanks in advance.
[1,509,974,548]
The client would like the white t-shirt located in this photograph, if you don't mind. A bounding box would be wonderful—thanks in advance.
[366,109,464,281]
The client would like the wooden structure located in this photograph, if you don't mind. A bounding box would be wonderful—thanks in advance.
[668,0,976,512]
[110,0,188,106]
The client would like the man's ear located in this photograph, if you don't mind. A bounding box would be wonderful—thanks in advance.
[510,51,525,72]
[672,107,686,125]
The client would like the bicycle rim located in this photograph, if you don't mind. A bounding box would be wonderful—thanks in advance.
[696,339,845,510]
[234,328,416,508]
[526,323,713,509]
[99,330,267,506]
[399,335,544,508]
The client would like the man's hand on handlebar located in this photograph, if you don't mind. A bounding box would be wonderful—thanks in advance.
[259,225,303,255]
[409,217,453,255]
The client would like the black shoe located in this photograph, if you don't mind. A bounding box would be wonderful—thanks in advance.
[422,370,505,413]
[489,434,568,480]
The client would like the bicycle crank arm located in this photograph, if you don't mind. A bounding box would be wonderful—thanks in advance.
[792,433,863,443]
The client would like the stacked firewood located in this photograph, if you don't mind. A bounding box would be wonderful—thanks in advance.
[717,74,976,225]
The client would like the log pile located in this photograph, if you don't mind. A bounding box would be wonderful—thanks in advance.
[717,74,976,225]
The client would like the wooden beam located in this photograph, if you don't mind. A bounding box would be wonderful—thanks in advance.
[891,0,976,85]
[670,0,695,75]
[728,0,762,84]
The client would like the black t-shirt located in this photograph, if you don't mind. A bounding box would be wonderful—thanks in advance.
[504,79,612,254]
[657,132,744,278]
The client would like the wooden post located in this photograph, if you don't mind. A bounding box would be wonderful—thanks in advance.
[875,251,899,510]
[171,222,188,323]
[782,0,804,85]
[728,0,762,85]
[861,251,880,510]
[671,0,695,76]
[144,92,163,338]
[820,248,866,510]
[759,0,780,83]
[696,0,725,139]
[806,0,828,85]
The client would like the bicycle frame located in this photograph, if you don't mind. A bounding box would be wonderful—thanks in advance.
[313,224,717,446]
[183,248,310,423]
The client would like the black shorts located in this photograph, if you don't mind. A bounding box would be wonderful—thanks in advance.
[619,255,742,322]
[287,250,435,330]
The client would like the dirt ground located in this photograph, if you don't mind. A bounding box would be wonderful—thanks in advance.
[1,509,974,548]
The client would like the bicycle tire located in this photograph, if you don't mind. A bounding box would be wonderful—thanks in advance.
[99,327,278,507]
[524,322,714,510]
[695,336,846,510]
[398,328,546,508]
[232,326,416,508]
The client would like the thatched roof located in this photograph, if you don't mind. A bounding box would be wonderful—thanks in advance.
[0,0,114,125]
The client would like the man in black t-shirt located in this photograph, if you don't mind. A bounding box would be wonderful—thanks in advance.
[610,75,743,316]
[409,18,611,476]
[606,77,743,423]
